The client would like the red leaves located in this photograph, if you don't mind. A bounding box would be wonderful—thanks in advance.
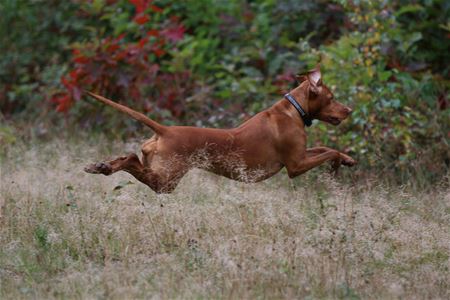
[53,0,188,117]
[69,70,80,80]
[51,93,72,113]
[114,50,128,61]
[55,73,81,112]
[161,24,185,42]
[129,0,151,14]
[74,55,89,64]
[150,5,163,13]
[153,48,165,57]
[106,44,120,53]
[61,75,81,100]
[133,13,150,25]
[115,33,126,42]
[130,0,162,25]
[129,0,162,14]
[138,37,149,48]
[61,76,72,89]
[146,29,159,37]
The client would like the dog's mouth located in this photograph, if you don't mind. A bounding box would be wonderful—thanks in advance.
[326,116,342,125]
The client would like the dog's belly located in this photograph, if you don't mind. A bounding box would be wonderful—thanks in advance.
[199,156,283,182]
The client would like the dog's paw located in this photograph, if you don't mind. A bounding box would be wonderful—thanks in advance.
[84,162,112,175]
[341,154,357,167]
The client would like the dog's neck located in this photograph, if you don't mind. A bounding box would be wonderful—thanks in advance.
[276,83,312,126]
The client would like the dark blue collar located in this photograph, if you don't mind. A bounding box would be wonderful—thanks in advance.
[284,93,312,127]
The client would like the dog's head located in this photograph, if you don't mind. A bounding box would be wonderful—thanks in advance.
[296,65,352,126]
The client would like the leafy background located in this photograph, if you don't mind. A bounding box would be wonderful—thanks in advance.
[0,0,449,182]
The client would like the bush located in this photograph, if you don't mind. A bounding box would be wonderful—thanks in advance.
[300,0,449,179]
[0,0,85,117]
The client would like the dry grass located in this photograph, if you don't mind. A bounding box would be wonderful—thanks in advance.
[1,139,449,299]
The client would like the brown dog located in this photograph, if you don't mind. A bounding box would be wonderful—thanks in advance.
[85,64,356,193]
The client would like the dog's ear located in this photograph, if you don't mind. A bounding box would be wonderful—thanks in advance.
[307,64,322,87]
[307,64,322,96]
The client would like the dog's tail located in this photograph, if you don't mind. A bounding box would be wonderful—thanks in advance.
[85,91,167,135]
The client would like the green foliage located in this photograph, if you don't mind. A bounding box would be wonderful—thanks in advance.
[0,0,85,116]
[299,0,449,178]
[164,0,347,124]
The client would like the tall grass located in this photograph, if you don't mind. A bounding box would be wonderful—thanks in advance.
[1,138,449,299]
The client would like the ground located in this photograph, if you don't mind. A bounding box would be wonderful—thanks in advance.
[1,138,449,299]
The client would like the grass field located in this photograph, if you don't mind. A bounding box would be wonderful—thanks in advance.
[1,138,449,299]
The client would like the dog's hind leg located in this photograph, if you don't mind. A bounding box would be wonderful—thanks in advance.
[84,153,141,175]
[84,153,186,193]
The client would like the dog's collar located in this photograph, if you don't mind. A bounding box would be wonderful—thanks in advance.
[284,93,312,127]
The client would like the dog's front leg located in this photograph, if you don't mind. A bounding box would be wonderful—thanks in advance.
[285,149,347,178]
[306,147,356,167]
